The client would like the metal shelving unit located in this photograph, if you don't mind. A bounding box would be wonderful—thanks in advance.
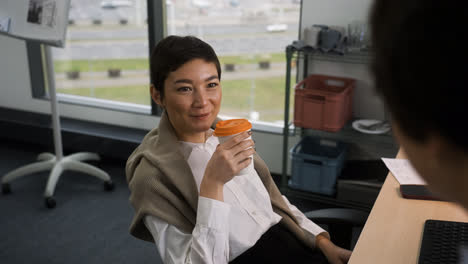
[280,42,397,211]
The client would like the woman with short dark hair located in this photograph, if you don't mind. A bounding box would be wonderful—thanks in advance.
[126,35,351,264]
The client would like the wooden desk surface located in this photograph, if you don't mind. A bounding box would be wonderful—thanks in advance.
[349,150,468,264]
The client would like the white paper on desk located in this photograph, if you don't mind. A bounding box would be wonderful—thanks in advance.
[381,158,427,185]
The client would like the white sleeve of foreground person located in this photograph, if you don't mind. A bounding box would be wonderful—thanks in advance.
[144,196,231,264]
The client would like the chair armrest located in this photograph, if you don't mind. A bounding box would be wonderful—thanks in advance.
[304,208,368,226]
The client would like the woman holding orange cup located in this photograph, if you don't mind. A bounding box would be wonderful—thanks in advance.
[126,36,351,264]
[213,119,254,176]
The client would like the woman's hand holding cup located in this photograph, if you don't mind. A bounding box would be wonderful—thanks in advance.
[199,119,254,201]
[205,131,255,182]
[200,130,255,201]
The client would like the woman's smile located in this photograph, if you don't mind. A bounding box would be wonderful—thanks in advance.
[190,113,211,120]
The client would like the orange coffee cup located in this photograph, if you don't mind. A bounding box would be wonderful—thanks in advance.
[214,119,253,175]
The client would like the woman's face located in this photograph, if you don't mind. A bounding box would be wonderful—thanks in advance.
[152,58,222,142]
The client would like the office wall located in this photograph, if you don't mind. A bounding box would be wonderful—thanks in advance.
[0,34,299,174]
[300,0,386,120]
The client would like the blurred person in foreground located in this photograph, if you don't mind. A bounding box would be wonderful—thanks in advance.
[370,0,468,207]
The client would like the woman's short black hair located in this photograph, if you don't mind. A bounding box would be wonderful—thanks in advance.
[370,0,468,151]
[150,35,221,100]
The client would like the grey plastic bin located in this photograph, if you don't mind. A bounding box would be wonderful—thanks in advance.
[288,136,347,195]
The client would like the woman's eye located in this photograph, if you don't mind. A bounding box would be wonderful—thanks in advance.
[177,87,191,92]
[208,82,218,88]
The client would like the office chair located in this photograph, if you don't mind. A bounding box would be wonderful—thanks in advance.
[306,208,368,250]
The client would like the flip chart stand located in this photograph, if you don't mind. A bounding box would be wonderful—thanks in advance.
[1,46,114,208]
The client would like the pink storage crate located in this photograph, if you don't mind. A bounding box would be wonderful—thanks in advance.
[294,74,355,132]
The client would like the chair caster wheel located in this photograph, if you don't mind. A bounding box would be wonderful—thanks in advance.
[45,197,56,209]
[2,183,11,194]
[104,180,115,191]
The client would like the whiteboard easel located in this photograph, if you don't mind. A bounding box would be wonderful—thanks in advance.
[0,0,114,208]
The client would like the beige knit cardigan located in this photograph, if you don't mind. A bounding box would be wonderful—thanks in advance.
[125,112,317,249]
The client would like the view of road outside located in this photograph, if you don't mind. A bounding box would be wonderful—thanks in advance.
[53,0,299,124]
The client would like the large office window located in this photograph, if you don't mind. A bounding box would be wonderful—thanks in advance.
[51,0,152,108]
[166,0,299,124]
[40,0,299,125]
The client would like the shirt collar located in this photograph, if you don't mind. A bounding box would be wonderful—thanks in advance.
[178,129,219,160]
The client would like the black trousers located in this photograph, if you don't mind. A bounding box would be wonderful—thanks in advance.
[230,223,328,264]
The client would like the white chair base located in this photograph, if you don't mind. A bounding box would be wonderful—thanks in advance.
[1,152,113,208]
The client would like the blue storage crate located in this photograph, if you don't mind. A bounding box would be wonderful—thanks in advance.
[288,136,347,195]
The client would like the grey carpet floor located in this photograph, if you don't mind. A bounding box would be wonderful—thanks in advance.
[0,140,162,264]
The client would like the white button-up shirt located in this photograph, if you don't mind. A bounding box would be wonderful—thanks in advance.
[144,130,328,264]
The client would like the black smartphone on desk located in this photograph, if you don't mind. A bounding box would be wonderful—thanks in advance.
[399,185,445,201]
